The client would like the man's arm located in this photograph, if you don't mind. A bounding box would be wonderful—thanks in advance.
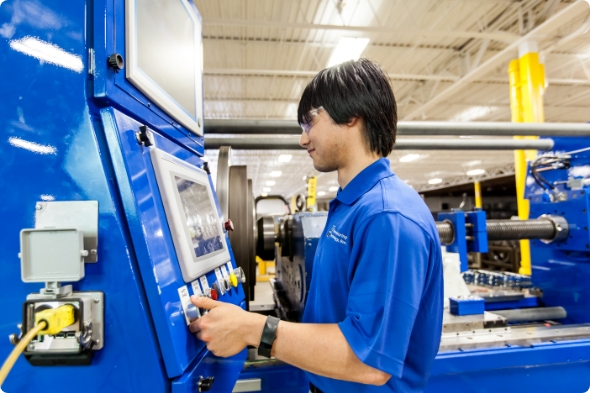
[189,296,390,386]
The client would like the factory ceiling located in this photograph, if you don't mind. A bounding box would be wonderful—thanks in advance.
[195,0,590,200]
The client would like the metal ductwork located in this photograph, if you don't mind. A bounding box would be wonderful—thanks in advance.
[204,136,554,150]
[205,119,590,137]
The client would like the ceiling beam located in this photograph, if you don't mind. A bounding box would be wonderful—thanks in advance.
[414,163,516,192]
[401,0,590,120]
[202,18,520,43]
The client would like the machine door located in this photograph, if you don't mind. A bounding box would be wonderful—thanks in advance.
[101,107,246,379]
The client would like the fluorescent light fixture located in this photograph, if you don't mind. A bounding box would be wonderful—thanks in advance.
[327,37,370,68]
[8,137,57,155]
[266,181,276,186]
[263,187,271,192]
[329,186,339,192]
[467,169,486,176]
[399,154,420,163]
[452,106,498,122]
[428,178,443,185]
[270,171,282,177]
[261,193,268,197]
[278,154,292,163]
[9,37,84,73]
[464,160,482,167]
[317,191,326,196]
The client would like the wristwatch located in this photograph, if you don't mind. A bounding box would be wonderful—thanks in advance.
[258,316,280,358]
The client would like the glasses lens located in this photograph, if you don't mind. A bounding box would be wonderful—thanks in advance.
[301,123,311,133]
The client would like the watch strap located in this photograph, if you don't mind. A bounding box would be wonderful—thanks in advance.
[258,316,280,358]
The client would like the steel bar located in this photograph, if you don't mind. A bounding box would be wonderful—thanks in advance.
[204,119,590,137]
[491,307,567,322]
[485,219,557,241]
[204,137,554,150]
[435,218,566,243]
[436,222,454,245]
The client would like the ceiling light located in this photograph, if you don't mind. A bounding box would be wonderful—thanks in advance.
[263,187,271,192]
[428,178,443,185]
[266,181,276,186]
[467,169,485,176]
[317,191,326,196]
[399,154,420,163]
[452,106,498,122]
[329,186,339,192]
[261,193,268,197]
[327,37,370,68]
[270,171,282,177]
[278,154,292,163]
[464,160,482,167]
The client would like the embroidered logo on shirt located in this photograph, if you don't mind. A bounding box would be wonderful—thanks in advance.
[326,225,348,245]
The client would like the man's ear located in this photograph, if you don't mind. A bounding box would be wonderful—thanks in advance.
[346,117,361,128]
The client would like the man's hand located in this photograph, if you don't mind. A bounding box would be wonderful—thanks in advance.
[189,296,266,357]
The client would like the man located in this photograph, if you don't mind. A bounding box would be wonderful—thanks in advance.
[190,58,443,392]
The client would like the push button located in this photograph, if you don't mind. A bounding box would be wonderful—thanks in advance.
[209,287,219,301]
[229,273,238,288]
[185,303,201,321]
[233,267,246,284]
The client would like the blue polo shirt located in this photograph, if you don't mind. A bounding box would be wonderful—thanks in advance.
[302,158,443,392]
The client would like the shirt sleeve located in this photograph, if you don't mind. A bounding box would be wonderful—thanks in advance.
[337,212,433,378]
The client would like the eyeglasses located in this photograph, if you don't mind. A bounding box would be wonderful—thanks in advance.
[300,106,324,134]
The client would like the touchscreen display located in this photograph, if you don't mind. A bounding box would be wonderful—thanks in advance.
[175,176,223,259]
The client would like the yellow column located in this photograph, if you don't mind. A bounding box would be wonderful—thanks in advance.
[474,181,482,208]
[307,176,317,211]
[508,42,546,275]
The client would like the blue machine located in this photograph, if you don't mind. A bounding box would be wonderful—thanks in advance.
[264,137,590,392]
[0,1,248,392]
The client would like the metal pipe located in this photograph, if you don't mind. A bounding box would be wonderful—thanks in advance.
[204,137,554,150]
[204,119,590,137]
[492,307,567,322]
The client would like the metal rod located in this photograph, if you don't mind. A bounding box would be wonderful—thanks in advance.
[491,307,567,322]
[204,119,590,137]
[204,137,554,150]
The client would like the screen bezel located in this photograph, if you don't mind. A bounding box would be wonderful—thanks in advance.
[150,148,230,282]
[125,0,203,136]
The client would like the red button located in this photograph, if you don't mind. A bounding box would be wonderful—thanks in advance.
[210,288,218,300]
[224,219,234,232]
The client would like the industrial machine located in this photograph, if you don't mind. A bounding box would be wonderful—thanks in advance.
[0,1,253,391]
[254,136,590,392]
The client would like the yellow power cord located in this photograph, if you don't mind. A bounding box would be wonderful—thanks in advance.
[0,305,76,386]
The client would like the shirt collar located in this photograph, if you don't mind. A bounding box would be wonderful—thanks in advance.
[335,158,394,205]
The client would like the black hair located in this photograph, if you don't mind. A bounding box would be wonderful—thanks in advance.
[297,58,397,157]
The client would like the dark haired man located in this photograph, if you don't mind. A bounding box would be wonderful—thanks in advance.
[190,58,443,393]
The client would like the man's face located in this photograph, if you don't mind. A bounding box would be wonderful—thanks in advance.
[299,108,346,173]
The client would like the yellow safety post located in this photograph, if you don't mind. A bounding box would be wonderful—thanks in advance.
[508,42,546,275]
[307,176,317,211]
[474,181,482,209]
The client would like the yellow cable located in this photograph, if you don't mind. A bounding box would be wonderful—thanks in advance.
[0,321,47,386]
